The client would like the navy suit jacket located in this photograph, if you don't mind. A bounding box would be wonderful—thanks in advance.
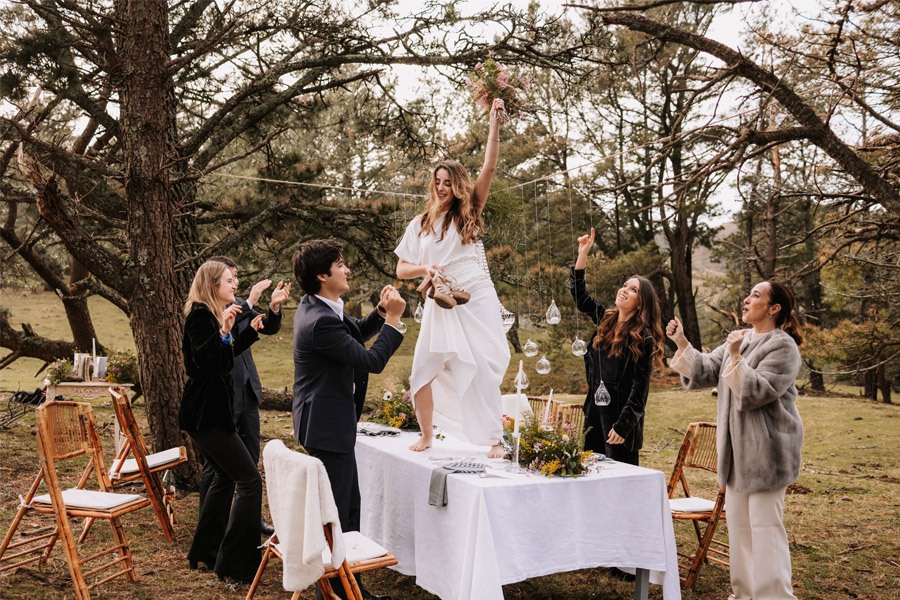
[292,295,403,453]
[231,296,282,413]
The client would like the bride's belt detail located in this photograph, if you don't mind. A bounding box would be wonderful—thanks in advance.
[442,259,493,294]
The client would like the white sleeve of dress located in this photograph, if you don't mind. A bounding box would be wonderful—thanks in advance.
[394,217,421,264]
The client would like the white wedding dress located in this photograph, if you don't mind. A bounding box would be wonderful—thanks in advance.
[395,213,510,445]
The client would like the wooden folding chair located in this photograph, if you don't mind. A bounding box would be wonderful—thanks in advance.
[82,386,186,542]
[0,401,151,599]
[553,403,585,436]
[667,422,729,589]
[246,440,398,600]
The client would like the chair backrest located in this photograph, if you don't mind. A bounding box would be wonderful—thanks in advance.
[667,422,719,499]
[554,404,585,436]
[262,440,347,591]
[109,386,148,471]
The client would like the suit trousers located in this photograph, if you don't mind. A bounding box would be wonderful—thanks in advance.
[307,446,363,600]
[725,485,797,600]
[188,427,262,581]
[198,381,261,511]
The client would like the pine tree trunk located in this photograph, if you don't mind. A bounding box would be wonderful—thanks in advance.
[117,0,199,483]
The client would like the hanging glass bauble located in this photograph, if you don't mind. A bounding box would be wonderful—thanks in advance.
[500,306,516,332]
[571,337,587,357]
[545,299,561,325]
[396,321,407,334]
[414,303,424,323]
[514,369,529,390]
[523,338,539,357]
[535,355,551,375]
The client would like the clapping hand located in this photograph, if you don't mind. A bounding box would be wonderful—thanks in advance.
[666,317,689,351]
[248,279,272,306]
[269,281,291,311]
[220,304,243,336]
[249,314,266,332]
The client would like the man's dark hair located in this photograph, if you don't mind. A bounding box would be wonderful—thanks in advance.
[208,255,237,269]
[292,239,343,295]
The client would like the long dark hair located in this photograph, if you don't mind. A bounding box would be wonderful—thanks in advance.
[592,275,665,369]
[767,280,804,346]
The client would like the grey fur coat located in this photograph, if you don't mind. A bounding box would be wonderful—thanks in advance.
[670,328,803,493]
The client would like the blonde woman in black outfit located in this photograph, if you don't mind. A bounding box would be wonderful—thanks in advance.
[179,260,266,583]
[568,228,664,465]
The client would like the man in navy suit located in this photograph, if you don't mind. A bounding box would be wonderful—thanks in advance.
[292,239,404,600]
[199,256,290,536]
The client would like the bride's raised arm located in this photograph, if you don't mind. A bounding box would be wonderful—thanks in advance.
[472,98,504,216]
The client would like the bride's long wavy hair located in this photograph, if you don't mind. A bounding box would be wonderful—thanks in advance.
[592,275,665,369]
[418,160,483,245]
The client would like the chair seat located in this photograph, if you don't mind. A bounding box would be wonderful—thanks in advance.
[110,446,183,476]
[34,488,143,510]
[323,531,389,565]
[669,496,716,513]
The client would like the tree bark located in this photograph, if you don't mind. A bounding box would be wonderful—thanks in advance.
[116,0,197,482]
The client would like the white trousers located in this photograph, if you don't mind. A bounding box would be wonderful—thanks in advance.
[725,485,797,600]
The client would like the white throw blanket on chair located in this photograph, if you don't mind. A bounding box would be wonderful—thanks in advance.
[263,439,346,592]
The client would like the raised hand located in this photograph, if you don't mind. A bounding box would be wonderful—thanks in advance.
[248,279,272,306]
[726,329,747,362]
[269,281,290,311]
[666,317,689,351]
[574,228,595,269]
[489,98,506,128]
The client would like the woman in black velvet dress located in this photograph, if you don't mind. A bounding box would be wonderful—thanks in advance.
[568,228,664,465]
[179,260,265,583]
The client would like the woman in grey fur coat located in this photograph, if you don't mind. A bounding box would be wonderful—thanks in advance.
[667,281,804,600]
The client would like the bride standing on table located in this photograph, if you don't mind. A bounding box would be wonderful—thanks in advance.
[395,98,510,457]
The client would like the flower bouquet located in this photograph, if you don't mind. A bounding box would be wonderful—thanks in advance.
[368,387,419,431]
[467,56,530,122]
[47,359,75,385]
[513,414,594,477]
[104,350,140,390]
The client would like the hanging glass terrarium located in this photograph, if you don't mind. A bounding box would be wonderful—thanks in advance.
[571,337,587,357]
[535,355,551,375]
[500,306,516,332]
[523,338,539,357]
[413,303,424,323]
[545,299,561,325]
[514,368,529,390]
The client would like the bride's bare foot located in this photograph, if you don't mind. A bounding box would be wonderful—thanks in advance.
[409,435,433,452]
[487,444,506,459]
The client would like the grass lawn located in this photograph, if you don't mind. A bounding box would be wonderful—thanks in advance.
[0,291,898,599]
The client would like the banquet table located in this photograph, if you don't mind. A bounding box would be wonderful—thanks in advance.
[355,431,681,600]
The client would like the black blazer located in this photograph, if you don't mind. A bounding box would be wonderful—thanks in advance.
[569,268,652,451]
[292,295,403,454]
[230,297,282,407]
[179,302,260,432]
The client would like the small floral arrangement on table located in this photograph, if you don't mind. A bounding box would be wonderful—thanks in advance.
[368,385,419,431]
[104,350,140,387]
[511,414,594,477]
[467,55,530,122]
[47,359,75,385]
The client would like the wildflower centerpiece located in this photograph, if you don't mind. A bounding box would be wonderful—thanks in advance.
[368,383,419,431]
[467,56,530,122]
[104,350,142,394]
[47,358,75,384]
[508,413,594,477]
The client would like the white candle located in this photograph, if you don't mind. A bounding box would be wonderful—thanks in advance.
[543,389,553,426]
[92,338,97,380]
[513,360,524,436]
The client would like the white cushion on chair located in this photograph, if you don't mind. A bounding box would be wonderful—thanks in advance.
[110,446,183,476]
[34,488,143,510]
[669,496,716,513]
[322,531,388,565]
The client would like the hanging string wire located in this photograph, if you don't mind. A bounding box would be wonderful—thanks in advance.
[532,181,543,318]
[545,179,554,303]
[516,186,526,335]
[566,176,581,337]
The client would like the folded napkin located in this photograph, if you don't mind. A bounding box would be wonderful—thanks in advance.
[428,460,487,507]
[357,422,401,437]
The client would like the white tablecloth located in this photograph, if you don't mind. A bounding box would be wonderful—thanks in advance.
[356,432,681,600]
